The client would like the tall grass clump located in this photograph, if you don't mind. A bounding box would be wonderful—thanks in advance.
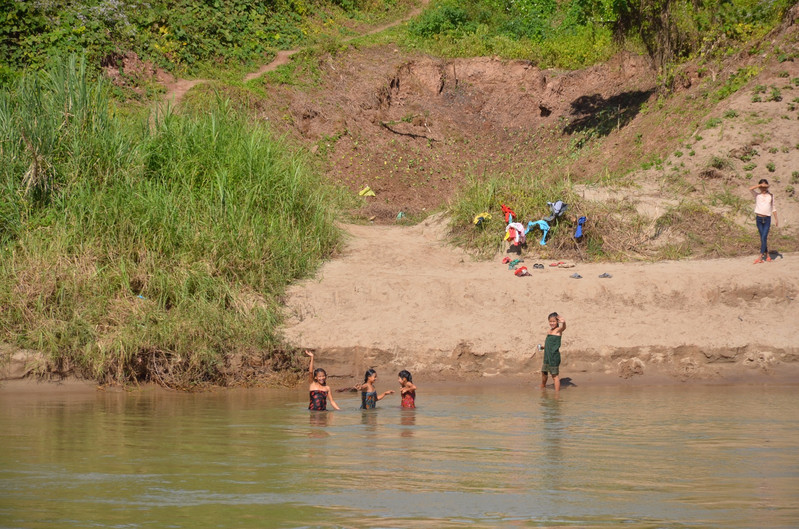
[0,56,341,387]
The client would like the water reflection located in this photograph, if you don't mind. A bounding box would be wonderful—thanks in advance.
[360,409,378,431]
[540,390,563,490]
[308,410,330,437]
[400,408,416,438]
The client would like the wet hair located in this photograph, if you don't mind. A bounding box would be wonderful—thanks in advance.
[363,368,377,383]
[398,370,412,382]
[548,312,559,320]
[313,368,327,381]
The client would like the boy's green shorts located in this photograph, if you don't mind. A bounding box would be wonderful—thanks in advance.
[542,364,559,376]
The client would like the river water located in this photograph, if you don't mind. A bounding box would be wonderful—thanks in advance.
[1,383,797,528]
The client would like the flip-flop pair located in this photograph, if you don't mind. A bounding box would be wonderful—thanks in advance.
[549,261,565,267]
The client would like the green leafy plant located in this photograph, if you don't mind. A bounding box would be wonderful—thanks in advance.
[709,156,732,170]
[767,86,782,102]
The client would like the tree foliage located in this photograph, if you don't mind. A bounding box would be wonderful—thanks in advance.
[597,0,796,68]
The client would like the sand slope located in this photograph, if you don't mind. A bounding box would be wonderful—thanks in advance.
[283,215,799,384]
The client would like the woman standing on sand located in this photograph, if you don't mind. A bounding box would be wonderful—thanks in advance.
[750,179,778,263]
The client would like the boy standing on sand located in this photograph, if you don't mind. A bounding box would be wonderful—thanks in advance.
[540,312,566,391]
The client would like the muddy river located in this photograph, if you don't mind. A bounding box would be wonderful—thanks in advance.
[1,383,797,528]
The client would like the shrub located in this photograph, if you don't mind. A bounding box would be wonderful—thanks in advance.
[407,1,474,38]
[709,156,732,170]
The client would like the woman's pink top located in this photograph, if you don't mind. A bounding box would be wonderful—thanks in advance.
[752,190,776,216]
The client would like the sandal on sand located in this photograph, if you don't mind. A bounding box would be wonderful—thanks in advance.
[549,261,565,267]
[598,273,612,278]
[533,263,545,269]
[753,258,764,264]
[570,273,582,279]
[558,263,575,268]
[766,255,772,262]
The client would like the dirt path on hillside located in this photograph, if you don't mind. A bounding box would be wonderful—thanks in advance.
[162,0,430,104]
[282,215,799,385]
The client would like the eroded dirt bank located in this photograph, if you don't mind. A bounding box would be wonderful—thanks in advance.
[282,216,799,385]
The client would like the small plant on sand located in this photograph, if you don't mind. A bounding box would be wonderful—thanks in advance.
[709,156,733,170]
[705,117,722,128]
[723,109,738,118]
[766,162,776,172]
[767,86,782,102]
[791,171,799,184]
[743,162,757,171]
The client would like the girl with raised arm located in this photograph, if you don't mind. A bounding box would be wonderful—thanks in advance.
[306,350,340,411]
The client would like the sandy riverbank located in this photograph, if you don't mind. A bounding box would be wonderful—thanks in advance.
[282,216,799,385]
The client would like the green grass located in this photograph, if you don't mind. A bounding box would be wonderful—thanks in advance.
[0,56,343,387]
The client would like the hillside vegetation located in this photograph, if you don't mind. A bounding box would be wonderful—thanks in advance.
[0,0,421,85]
[1,0,798,387]
[0,56,343,387]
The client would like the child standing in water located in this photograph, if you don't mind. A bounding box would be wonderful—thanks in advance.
[398,370,417,408]
[306,350,340,411]
[540,312,566,391]
[355,369,394,409]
